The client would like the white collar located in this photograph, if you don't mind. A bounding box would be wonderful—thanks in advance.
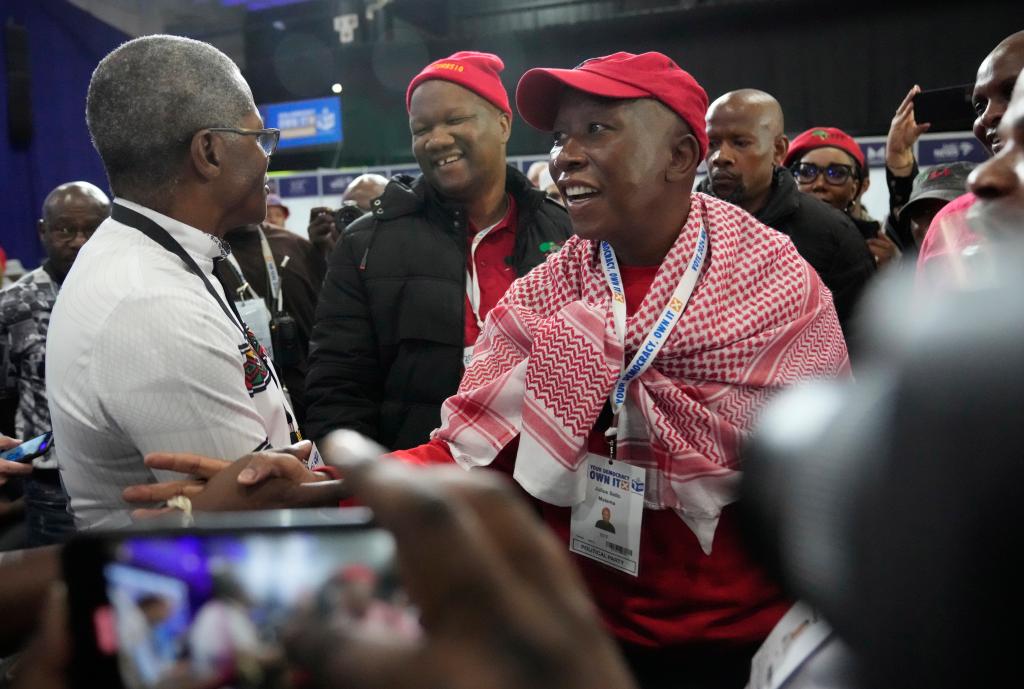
[113,198,228,272]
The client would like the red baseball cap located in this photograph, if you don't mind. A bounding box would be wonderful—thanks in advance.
[406,51,511,115]
[515,51,709,158]
[785,126,866,171]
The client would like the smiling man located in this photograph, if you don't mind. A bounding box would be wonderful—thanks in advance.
[304,51,571,450]
[46,35,301,529]
[917,30,1024,281]
[386,51,850,688]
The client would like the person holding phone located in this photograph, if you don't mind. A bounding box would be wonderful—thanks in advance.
[1,182,110,547]
[916,30,1024,284]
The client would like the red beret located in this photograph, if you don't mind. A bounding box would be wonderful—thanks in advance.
[406,51,511,115]
[784,126,866,171]
[514,51,709,159]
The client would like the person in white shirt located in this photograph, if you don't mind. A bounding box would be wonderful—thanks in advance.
[46,34,299,529]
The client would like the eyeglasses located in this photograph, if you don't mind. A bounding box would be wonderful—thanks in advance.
[792,162,859,186]
[50,227,96,242]
[207,127,281,156]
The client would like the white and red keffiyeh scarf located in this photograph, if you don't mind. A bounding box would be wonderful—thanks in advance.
[434,193,850,552]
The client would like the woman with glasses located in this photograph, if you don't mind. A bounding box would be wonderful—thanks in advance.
[784,126,905,268]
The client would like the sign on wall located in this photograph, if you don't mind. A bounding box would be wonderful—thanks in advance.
[259,97,343,150]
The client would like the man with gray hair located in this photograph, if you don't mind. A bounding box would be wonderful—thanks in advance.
[46,35,313,530]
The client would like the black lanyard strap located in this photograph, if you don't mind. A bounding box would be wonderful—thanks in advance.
[111,204,244,330]
[111,203,301,441]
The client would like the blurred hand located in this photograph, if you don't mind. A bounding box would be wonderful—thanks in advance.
[12,584,70,689]
[1,435,32,486]
[867,230,901,268]
[887,85,930,173]
[307,207,339,256]
[285,430,638,689]
[122,441,325,519]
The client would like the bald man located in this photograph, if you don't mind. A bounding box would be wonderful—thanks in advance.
[702,89,873,336]
[0,181,109,546]
[308,174,389,256]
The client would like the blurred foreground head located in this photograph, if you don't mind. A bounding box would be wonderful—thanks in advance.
[742,236,1024,688]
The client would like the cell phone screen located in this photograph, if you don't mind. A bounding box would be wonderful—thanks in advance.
[65,513,418,689]
[0,431,52,462]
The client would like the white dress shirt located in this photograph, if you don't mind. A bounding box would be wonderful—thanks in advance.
[47,199,293,530]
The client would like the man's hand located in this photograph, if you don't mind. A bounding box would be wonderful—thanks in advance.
[886,85,930,174]
[12,584,70,689]
[122,441,332,518]
[1,434,32,487]
[867,230,901,268]
[284,430,637,689]
[307,207,339,256]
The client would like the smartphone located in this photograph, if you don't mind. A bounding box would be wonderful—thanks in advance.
[64,508,419,689]
[913,84,975,133]
[0,431,53,462]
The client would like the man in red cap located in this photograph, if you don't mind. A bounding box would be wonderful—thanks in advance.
[384,51,850,687]
[305,51,571,450]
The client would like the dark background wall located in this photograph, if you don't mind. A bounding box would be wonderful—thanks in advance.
[249,0,1024,171]
[1,0,1022,268]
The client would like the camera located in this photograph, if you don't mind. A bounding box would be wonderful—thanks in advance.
[333,203,365,232]
[740,261,1024,689]
[270,313,300,368]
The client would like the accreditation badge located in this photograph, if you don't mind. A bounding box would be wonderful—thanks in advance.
[462,345,475,368]
[569,453,645,576]
[235,298,275,360]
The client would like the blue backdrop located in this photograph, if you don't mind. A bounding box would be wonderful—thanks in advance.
[0,0,126,270]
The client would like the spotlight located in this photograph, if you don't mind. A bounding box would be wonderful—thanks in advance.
[331,83,343,94]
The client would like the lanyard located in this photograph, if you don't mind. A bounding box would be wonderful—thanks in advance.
[465,219,502,330]
[111,204,300,441]
[223,226,283,313]
[599,226,708,455]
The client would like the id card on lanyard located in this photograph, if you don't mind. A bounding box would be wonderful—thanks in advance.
[223,227,284,360]
[568,227,708,577]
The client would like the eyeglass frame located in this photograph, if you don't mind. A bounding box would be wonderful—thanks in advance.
[184,127,281,156]
[791,161,861,187]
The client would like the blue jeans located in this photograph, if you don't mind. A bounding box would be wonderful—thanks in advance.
[23,472,76,547]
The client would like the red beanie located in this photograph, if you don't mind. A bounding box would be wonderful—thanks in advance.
[406,51,512,115]
[784,126,866,171]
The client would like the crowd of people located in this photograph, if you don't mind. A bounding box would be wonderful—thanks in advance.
[0,24,1022,689]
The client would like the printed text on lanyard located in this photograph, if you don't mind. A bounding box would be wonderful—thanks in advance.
[599,226,708,458]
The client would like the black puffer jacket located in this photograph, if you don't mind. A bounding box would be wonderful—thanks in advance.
[700,168,875,335]
[755,169,875,335]
[305,165,572,449]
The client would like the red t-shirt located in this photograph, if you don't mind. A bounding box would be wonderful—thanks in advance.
[393,263,788,649]
[464,195,518,346]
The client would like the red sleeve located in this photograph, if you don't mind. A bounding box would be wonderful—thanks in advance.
[388,438,456,466]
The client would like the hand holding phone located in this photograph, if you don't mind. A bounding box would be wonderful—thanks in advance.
[307,206,339,255]
[0,431,53,463]
[912,84,974,133]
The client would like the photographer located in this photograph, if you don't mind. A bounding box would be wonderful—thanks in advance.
[307,173,388,257]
